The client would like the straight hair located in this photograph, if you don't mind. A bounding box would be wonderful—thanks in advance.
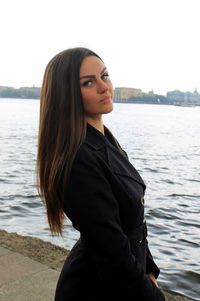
[36,47,101,235]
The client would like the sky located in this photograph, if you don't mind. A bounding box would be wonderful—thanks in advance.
[1,0,200,95]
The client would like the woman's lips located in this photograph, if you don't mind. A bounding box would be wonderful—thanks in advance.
[99,96,112,103]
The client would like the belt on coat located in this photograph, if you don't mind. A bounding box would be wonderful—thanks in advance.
[80,220,148,247]
[126,220,148,244]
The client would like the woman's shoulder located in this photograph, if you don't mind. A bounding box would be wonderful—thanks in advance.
[75,141,105,165]
[73,124,107,162]
[76,142,96,161]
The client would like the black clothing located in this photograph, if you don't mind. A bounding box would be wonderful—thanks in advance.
[55,124,165,301]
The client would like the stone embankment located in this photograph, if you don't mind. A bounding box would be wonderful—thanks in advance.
[0,230,194,301]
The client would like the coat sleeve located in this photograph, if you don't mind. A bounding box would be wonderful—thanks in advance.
[64,147,165,300]
[146,241,160,278]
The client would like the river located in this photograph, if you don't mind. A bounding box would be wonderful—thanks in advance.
[0,98,199,300]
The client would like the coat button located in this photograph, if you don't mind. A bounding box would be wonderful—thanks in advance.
[140,197,145,205]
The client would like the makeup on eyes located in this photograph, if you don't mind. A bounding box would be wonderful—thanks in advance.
[80,69,110,88]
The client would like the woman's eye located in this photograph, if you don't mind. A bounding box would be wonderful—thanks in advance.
[82,80,93,87]
[102,73,110,81]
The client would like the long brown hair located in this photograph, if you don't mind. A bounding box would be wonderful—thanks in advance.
[36,47,101,235]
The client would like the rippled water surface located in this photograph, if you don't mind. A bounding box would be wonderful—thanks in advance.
[0,99,199,300]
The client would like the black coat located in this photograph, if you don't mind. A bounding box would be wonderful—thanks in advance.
[55,124,165,301]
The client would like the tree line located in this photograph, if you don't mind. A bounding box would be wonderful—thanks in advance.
[0,86,40,99]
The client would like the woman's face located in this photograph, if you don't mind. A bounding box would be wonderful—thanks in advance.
[80,55,113,120]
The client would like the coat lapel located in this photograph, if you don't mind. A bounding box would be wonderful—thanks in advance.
[84,124,146,187]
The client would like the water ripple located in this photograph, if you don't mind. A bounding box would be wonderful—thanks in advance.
[0,100,199,300]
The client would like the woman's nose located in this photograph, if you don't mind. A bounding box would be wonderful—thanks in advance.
[97,80,108,93]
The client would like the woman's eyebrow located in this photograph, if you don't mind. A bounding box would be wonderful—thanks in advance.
[80,67,107,80]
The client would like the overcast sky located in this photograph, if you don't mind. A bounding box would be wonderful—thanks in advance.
[1,0,200,95]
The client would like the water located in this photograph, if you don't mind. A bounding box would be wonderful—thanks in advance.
[0,98,199,300]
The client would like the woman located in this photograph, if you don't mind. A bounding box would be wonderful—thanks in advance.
[37,47,165,300]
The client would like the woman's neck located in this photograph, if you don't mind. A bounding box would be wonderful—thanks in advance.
[85,115,104,134]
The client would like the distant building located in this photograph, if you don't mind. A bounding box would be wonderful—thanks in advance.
[167,89,200,105]
[166,90,185,103]
[114,87,143,101]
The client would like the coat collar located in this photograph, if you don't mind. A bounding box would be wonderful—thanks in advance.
[84,124,146,188]
[84,123,108,150]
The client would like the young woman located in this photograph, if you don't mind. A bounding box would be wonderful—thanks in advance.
[37,47,165,301]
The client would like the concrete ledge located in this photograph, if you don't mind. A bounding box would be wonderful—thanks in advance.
[0,268,59,301]
[0,230,195,301]
[0,252,47,285]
